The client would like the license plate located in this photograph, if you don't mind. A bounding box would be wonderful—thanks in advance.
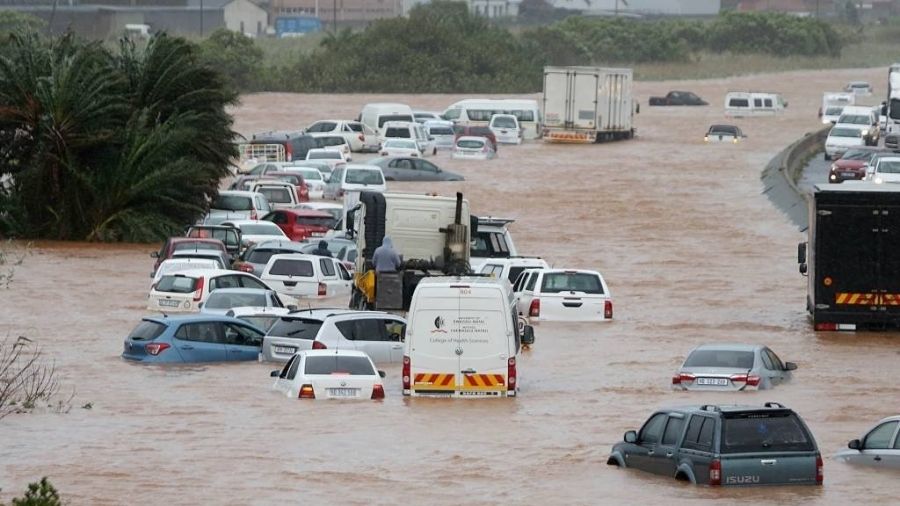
[842,172,855,177]
[327,388,358,397]
[158,299,180,307]
[274,346,296,355]
[696,377,728,386]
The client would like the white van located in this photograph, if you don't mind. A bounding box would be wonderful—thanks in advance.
[837,105,881,146]
[479,257,548,285]
[323,164,386,200]
[442,99,541,140]
[489,114,522,144]
[403,277,534,398]
[381,121,435,156]
[359,103,415,136]
[261,253,353,299]
[820,92,855,124]
[724,92,786,117]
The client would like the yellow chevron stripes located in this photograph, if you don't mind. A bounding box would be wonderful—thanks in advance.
[835,293,900,306]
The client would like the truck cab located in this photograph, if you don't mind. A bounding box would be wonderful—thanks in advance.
[470,217,518,272]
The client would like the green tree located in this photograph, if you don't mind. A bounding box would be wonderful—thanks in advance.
[198,28,264,92]
[6,477,61,506]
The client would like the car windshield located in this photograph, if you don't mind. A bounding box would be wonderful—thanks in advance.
[212,194,252,211]
[877,160,900,174]
[237,315,281,332]
[839,115,869,125]
[159,260,217,276]
[239,223,282,235]
[257,187,291,203]
[540,272,604,294]
[385,127,411,139]
[304,355,375,375]
[684,349,755,369]
[268,317,323,339]
[308,151,341,160]
[345,169,384,185]
[709,127,738,135]
[385,139,417,148]
[492,117,517,128]
[205,291,268,309]
[128,320,167,341]
[722,412,814,453]
[269,259,314,277]
[378,114,414,127]
[831,128,861,138]
[155,275,199,293]
[246,248,294,265]
[840,149,873,161]
[428,127,454,135]
[457,139,485,149]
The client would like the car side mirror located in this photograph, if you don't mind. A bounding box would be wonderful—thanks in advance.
[150,251,159,258]
[624,430,638,443]
[784,361,798,371]
[797,242,807,264]
[521,325,535,346]
[848,439,861,450]
[270,370,280,377]
[378,370,386,379]
[287,304,298,311]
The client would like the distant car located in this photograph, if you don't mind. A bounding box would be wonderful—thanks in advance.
[260,209,335,242]
[121,314,265,363]
[250,181,304,209]
[232,239,310,276]
[453,125,498,151]
[150,258,221,288]
[205,190,271,225]
[845,81,873,95]
[303,119,379,153]
[704,124,745,143]
[824,124,866,161]
[607,403,823,486]
[271,350,385,400]
[515,269,612,322]
[151,237,229,276]
[827,147,885,183]
[322,164,386,200]
[649,91,708,106]
[261,309,406,363]
[837,106,880,146]
[835,415,900,469]
[170,250,230,271]
[147,269,272,313]
[287,160,340,182]
[866,155,900,184]
[671,344,797,391]
[298,237,356,257]
[309,133,352,161]
[413,110,442,123]
[480,257,549,285]
[452,136,496,160]
[821,104,848,125]
[489,114,523,145]
[220,220,288,248]
[280,166,326,198]
[424,120,456,150]
[305,148,346,170]
[294,202,343,222]
[184,225,242,258]
[225,306,291,332]
[379,138,423,158]
[368,157,464,182]
[199,287,286,315]
[260,253,353,300]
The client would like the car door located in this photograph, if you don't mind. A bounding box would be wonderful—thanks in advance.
[763,348,789,385]
[223,322,264,361]
[625,413,667,472]
[757,349,780,387]
[648,413,686,477]
[852,421,900,467]
[238,273,270,291]
[273,355,297,394]
[334,318,392,363]
[681,414,716,484]
[172,322,227,362]
[382,317,406,362]
[413,159,439,180]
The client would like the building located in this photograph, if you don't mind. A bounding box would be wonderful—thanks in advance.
[269,0,401,29]
[468,0,521,17]
[548,0,720,16]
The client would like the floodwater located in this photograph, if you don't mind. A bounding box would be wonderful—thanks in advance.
[3,68,900,505]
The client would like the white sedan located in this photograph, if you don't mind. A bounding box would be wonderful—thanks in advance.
[220,220,287,247]
[379,138,423,158]
[271,350,385,400]
[452,136,496,160]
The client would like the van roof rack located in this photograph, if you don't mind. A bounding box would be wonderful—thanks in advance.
[763,402,786,409]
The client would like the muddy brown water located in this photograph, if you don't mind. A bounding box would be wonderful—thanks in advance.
[3,69,899,504]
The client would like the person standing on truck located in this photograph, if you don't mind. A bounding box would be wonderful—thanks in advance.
[373,236,402,272]
[312,240,332,257]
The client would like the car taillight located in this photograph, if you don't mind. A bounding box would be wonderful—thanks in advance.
[814,322,838,331]
[299,384,315,399]
[402,355,410,392]
[371,384,385,399]
[709,459,721,486]
[507,357,517,394]
[193,277,205,302]
[318,282,326,297]
[529,299,540,317]
[729,373,760,387]
[672,373,695,385]
[816,453,824,484]
[145,342,170,356]
[250,210,257,220]
[358,134,365,142]
[312,341,327,350]
[236,263,254,273]
[604,300,613,319]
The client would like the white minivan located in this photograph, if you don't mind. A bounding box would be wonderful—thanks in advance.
[403,277,535,398]
[323,164,387,200]
[514,269,613,323]
[724,92,786,117]
[359,103,415,136]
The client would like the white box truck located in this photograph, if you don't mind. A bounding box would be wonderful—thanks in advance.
[542,66,636,143]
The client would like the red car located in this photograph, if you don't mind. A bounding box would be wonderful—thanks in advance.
[261,209,336,242]
[453,125,498,152]
[151,237,228,274]
[828,147,887,183]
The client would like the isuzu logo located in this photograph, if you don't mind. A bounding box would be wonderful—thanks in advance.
[725,475,760,485]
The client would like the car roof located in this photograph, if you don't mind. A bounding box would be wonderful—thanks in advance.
[690,343,761,352]
[541,268,604,276]
[159,258,219,265]
[161,269,246,278]
[248,239,308,250]
[344,163,381,170]
[252,181,294,188]
[206,287,272,295]
[415,276,508,288]
[277,209,334,218]
[218,190,257,197]
[143,314,248,325]
[482,257,546,266]
[223,220,280,226]
[279,308,366,320]
[666,403,795,415]
[227,306,291,316]
[299,349,370,359]
[170,237,224,245]
[268,253,324,262]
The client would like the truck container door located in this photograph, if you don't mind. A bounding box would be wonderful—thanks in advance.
[876,206,900,315]
[815,205,879,316]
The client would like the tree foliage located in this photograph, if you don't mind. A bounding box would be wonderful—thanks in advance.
[0,32,237,241]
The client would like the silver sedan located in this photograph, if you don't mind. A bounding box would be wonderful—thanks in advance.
[671,343,797,391]
[835,416,900,469]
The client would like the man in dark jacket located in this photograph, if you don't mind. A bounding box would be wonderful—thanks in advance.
[312,240,332,257]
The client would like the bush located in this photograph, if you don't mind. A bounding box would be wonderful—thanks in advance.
[3,478,61,506]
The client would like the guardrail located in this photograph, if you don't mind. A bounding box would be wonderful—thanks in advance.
[760,125,830,231]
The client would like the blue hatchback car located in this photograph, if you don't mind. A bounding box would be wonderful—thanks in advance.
[122,314,265,363]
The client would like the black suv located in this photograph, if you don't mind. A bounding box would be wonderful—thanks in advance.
[608,403,823,486]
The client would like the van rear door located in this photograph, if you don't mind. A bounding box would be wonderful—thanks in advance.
[447,286,510,397]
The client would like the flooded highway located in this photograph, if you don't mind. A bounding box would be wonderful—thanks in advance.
[2,68,900,504]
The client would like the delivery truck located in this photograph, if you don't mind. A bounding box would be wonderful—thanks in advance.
[541,66,636,143]
[798,183,900,330]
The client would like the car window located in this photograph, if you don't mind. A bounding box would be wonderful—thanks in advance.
[223,323,263,346]
[345,169,384,185]
[212,194,252,211]
[127,321,167,341]
[268,317,323,339]
[661,416,685,446]
[175,322,223,343]
[540,272,604,294]
[639,413,667,445]
[320,258,336,277]
[525,273,538,291]
[266,212,287,225]
[765,349,785,370]
[155,275,198,293]
[338,263,352,281]
[269,259,314,277]
[759,350,774,370]
[729,98,749,107]
[238,275,267,290]
[279,355,296,379]
[683,349,755,369]
[697,417,715,448]
[507,266,532,283]
[864,421,899,450]
[304,355,376,375]
[238,315,281,332]
[682,415,714,451]
[257,187,292,204]
[205,291,267,309]
[722,412,814,453]
[384,319,406,342]
[210,274,241,290]
[335,318,389,342]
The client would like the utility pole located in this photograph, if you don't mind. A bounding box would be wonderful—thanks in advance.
[332,0,337,34]
[200,0,204,37]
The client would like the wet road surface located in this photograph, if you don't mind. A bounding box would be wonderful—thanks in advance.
[2,68,899,504]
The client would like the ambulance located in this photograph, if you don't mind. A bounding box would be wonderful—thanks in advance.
[402,277,534,398]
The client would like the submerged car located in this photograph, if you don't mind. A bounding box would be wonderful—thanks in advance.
[199,287,287,315]
[271,349,386,400]
[369,157,464,182]
[121,314,265,363]
[704,124,745,143]
[672,344,797,391]
[835,415,900,469]
[452,136,496,160]
[608,403,823,486]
